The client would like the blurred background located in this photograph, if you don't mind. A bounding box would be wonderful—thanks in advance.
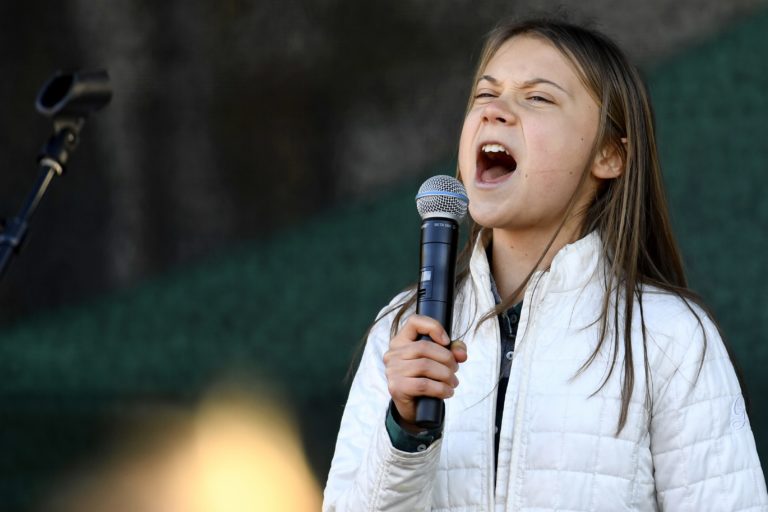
[0,0,767,510]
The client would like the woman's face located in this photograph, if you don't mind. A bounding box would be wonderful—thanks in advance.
[458,35,603,235]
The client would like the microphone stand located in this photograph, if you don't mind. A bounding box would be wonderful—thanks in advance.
[0,70,111,281]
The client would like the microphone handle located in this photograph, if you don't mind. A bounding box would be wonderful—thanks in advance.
[414,217,458,429]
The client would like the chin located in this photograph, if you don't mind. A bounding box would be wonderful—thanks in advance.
[467,207,505,230]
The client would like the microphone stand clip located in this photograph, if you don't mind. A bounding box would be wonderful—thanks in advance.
[0,69,111,280]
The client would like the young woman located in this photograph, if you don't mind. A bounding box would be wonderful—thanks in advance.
[323,18,768,511]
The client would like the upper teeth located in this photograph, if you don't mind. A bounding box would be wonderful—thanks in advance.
[482,143,509,155]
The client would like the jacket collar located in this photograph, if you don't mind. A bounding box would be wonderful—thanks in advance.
[469,229,603,298]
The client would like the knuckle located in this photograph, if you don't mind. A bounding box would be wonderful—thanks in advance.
[414,378,431,395]
[415,358,432,375]
[389,334,407,348]
[403,315,420,330]
[405,342,422,356]
[429,348,452,368]
[388,379,405,399]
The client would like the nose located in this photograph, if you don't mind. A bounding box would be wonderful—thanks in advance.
[481,100,515,125]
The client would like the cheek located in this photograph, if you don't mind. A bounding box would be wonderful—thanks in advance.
[563,115,600,162]
[524,121,561,159]
[529,123,593,173]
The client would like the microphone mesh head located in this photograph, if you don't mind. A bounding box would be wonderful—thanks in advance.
[415,175,469,221]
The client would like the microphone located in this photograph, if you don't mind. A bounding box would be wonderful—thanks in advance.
[414,175,468,429]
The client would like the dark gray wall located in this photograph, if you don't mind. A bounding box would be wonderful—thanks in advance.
[1,0,766,323]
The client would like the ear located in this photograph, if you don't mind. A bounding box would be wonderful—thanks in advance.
[591,138,626,180]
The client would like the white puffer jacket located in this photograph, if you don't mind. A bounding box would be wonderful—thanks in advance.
[324,232,768,511]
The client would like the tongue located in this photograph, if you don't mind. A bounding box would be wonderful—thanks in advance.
[483,165,513,181]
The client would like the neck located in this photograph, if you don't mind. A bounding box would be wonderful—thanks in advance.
[490,224,583,302]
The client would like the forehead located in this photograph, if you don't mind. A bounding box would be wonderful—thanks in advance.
[482,35,584,88]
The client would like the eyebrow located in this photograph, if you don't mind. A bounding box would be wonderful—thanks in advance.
[477,74,570,96]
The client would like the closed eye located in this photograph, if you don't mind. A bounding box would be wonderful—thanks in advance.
[528,95,553,104]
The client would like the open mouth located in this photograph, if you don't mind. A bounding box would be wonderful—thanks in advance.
[477,143,517,183]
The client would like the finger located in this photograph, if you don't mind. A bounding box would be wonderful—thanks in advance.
[449,339,468,363]
[389,376,456,402]
[394,340,460,372]
[387,357,459,388]
[399,315,451,346]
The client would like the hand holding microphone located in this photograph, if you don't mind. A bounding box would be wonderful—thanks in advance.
[384,176,468,431]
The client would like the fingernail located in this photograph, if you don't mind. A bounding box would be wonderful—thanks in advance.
[442,333,451,345]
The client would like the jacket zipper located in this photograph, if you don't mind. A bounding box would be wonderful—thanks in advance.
[499,272,548,509]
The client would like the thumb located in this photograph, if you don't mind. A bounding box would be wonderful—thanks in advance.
[450,340,468,362]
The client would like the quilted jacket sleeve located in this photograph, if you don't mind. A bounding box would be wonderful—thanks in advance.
[650,305,768,511]
[323,298,442,511]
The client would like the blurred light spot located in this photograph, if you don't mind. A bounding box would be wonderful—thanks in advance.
[42,387,321,512]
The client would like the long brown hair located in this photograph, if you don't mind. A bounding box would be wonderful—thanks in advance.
[389,18,736,433]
